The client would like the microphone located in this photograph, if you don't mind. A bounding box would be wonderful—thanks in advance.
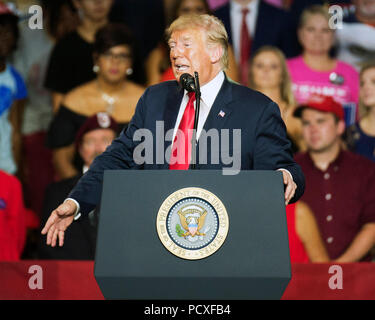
[180,73,196,92]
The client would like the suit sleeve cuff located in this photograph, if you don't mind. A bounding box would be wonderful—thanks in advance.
[64,198,81,220]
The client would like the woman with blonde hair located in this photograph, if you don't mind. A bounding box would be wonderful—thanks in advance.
[249,45,304,152]
[346,61,375,162]
[287,5,359,127]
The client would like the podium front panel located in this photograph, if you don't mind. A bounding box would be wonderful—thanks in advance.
[94,170,291,300]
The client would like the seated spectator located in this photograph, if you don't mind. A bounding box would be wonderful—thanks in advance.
[0,170,27,261]
[44,0,114,112]
[336,0,375,71]
[47,24,145,180]
[286,201,330,263]
[39,113,118,260]
[249,46,304,152]
[288,0,352,39]
[287,5,359,127]
[11,0,79,217]
[0,2,27,176]
[214,0,297,85]
[145,0,239,86]
[346,62,375,162]
[294,93,375,262]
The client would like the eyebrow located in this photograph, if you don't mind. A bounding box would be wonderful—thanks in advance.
[181,35,192,41]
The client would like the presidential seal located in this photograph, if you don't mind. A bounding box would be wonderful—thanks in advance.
[156,187,229,260]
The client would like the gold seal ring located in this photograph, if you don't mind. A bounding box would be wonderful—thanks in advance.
[156,187,229,260]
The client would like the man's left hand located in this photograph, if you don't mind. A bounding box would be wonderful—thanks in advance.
[281,170,297,205]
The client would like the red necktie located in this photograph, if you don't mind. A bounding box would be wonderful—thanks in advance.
[240,8,252,86]
[169,92,196,170]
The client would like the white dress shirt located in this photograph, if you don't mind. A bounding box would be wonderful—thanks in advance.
[172,70,225,143]
[230,0,260,63]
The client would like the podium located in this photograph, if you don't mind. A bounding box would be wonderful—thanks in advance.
[94,170,291,300]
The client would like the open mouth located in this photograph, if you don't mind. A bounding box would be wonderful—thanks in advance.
[175,64,190,72]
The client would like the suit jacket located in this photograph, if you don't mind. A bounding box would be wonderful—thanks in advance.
[214,0,298,58]
[70,76,305,214]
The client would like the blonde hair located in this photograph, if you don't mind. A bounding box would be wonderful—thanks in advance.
[359,61,375,118]
[298,4,332,29]
[166,14,229,69]
[249,46,296,108]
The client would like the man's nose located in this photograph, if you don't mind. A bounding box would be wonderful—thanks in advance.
[309,123,319,133]
[171,45,184,58]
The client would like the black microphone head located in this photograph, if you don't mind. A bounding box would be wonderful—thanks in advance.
[180,73,196,92]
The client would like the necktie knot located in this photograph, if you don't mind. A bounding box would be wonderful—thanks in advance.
[188,91,196,101]
[242,8,249,16]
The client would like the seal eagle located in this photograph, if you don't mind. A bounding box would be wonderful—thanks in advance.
[177,208,207,238]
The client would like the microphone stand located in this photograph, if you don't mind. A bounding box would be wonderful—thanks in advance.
[191,72,201,170]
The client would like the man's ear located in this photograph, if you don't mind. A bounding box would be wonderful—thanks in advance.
[337,119,346,136]
[209,45,223,65]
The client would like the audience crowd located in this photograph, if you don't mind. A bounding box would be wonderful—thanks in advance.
[0,0,374,263]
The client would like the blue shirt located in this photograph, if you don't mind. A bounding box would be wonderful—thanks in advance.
[0,64,27,174]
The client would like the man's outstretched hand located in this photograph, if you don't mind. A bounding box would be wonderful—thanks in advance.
[41,199,77,247]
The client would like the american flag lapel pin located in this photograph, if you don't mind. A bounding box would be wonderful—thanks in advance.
[218,110,226,118]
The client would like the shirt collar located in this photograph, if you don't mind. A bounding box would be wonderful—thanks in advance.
[231,0,259,13]
[307,148,345,172]
[198,70,225,108]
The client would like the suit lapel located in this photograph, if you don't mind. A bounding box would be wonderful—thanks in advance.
[162,81,184,169]
[163,81,184,134]
[161,77,234,169]
[200,76,234,135]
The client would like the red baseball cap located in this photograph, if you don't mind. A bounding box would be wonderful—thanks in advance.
[293,94,344,120]
[75,112,118,149]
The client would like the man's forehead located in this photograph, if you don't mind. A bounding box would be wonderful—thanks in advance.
[169,27,205,41]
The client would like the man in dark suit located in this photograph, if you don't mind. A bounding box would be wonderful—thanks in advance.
[42,14,304,247]
[213,0,298,64]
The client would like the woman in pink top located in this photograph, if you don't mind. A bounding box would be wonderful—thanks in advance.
[287,5,359,126]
